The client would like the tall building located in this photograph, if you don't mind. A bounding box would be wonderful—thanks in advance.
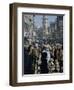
[56,16,63,44]
[42,15,49,36]
[23,15,33,39]
[50,22,56,33]
[48,15,63,44]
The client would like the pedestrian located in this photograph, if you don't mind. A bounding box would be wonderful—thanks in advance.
[40,52,49,73]
[25,45,34,74]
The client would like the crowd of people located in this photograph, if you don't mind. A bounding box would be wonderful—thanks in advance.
[24,41,63,74]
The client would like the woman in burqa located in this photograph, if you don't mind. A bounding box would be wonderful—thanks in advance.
[40,52,49,74]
